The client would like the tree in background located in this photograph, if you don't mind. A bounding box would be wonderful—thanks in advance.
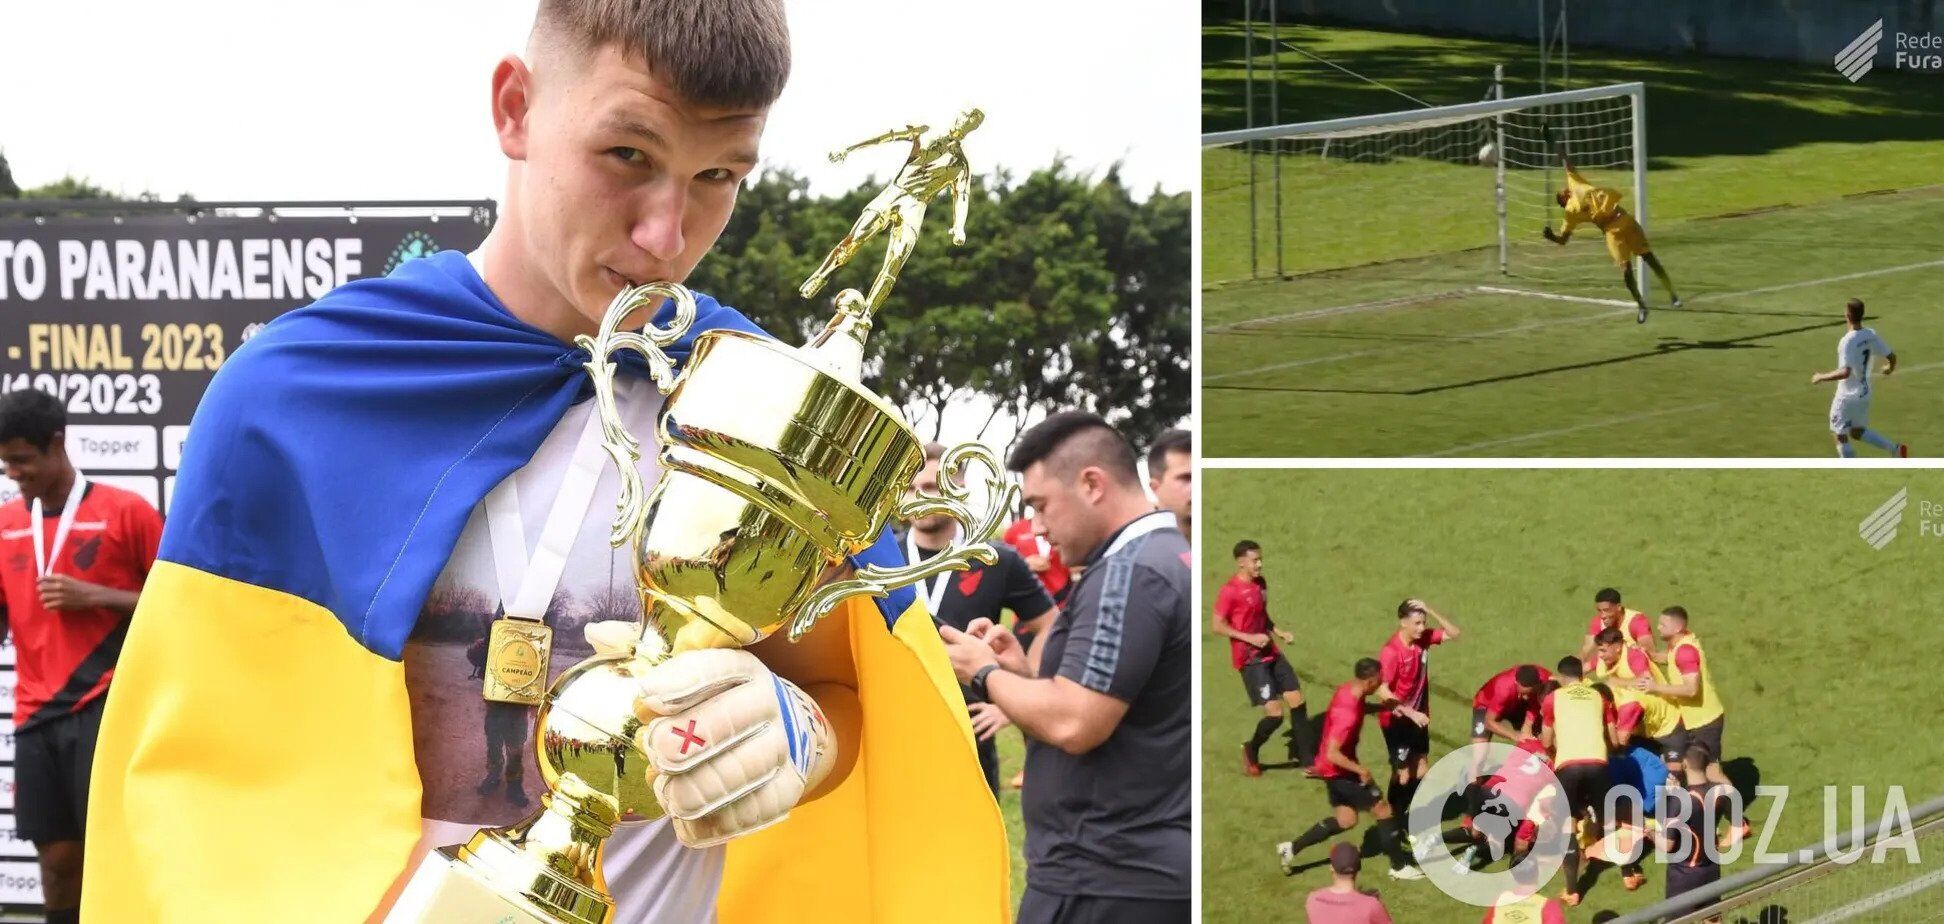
[0,149,187,203]
[15,175,117,200]
[689,163,1189,450]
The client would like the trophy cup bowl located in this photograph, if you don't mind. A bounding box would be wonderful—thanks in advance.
[534,323,1012,819]
[633,328,930,648]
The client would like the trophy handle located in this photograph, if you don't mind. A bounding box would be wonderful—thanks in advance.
[575,282,697,548]
[788,443,1020,642]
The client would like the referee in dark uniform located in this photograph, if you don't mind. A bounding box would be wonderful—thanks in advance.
[939,412,1190,924]
[905,442,1057,794]
[1658,746,1724,907]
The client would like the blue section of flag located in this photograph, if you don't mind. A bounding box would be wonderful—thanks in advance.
[1611,744,1670,816]
[159,250,762,660]
[850,527,915,629]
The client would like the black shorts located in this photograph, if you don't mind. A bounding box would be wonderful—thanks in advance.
[1557,761,1612,824]
[1325,776,1382,811]
[1666,860,1721,899]
[1470,703,1536,740]
[1381,719,1430,769]
[1662,715,1724,766]
[1239,656,1299,707]
[14,695,108,843]
[1018,888,1188,924]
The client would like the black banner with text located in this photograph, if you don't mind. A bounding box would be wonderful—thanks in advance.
[0,203,491,907]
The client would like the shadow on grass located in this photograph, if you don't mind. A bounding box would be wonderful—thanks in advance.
[1723,756,1763,804]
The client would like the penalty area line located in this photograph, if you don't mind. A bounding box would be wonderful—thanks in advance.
[1475,285,1635,308]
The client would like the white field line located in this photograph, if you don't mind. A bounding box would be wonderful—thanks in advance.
[1475,285,1635,307]
[1207,289,1474,331]
[1424,361,1944,457]
[1208,259,1944,384]
[1705,258,1944,301]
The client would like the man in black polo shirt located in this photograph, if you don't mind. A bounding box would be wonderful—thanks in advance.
[939,411,1190,924]
[905,442,1057,794]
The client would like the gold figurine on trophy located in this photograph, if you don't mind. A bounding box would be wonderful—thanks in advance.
[800,108,985,321]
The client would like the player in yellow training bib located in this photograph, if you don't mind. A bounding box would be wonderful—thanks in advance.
[1540,145,1682,324]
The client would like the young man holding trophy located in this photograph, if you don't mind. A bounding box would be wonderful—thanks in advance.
[81,2,1012,921]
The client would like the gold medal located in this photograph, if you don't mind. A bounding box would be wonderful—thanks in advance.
[482,617,553,706]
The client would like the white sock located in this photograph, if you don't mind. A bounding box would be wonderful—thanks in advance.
[1859,429,1897,452]
[1837,440,1857,458]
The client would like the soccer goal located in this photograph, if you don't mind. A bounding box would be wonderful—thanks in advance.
[1202,78,1648,298]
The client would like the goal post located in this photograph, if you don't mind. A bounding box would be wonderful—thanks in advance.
[1202,80,1649,297]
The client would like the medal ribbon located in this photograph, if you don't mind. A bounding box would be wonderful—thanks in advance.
[485,402,612,622]
[32,471,88,578]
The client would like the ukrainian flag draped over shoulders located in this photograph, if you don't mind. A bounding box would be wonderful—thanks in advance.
[82,251,1008,923]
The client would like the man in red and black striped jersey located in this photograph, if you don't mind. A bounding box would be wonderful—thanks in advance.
[1212,540,1316,775]
[1465,663,1552,784]
[1471,664,1552,745]
[0,390,161,924]
[1375,599,1462,828]
[1277,658,1429,882]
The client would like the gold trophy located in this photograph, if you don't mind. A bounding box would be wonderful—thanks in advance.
[388,111,1009,923]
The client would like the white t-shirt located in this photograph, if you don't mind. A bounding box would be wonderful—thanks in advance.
[1836,327,1891,398]
[399,253,722,922]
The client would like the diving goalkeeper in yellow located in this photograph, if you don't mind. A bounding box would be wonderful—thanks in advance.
[1541,147,1682,324]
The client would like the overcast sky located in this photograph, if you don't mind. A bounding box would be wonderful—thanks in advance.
[0,0,1195,200]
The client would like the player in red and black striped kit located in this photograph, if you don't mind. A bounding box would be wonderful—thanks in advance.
[1277,658,1428,881]
[1212,540,1316,775]
[0,389,161,924]
[1375,598,1462,829]
[1471,664,1553,744]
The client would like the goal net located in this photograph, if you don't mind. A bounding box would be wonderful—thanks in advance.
[1202,81,1647,297]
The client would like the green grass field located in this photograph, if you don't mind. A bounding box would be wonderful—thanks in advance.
[998,727,1027,903]
[1201,469,1944,922]
[1201,20,1944,457]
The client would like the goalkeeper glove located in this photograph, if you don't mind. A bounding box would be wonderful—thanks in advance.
[633,648,837,848]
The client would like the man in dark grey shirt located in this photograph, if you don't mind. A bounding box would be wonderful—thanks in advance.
[940,412,1190,924]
